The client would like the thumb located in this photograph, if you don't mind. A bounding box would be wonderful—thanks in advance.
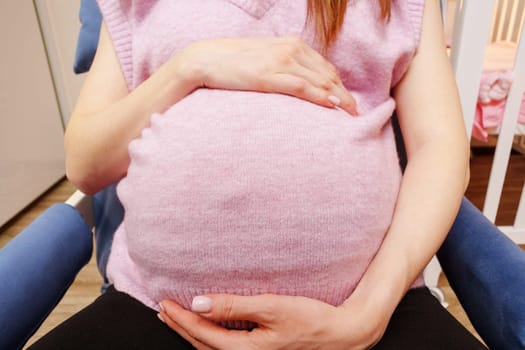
[191,294,278,325]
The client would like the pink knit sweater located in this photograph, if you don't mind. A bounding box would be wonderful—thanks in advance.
[99,0,426,323]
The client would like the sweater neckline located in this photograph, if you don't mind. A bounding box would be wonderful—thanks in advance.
[225,0,278,19]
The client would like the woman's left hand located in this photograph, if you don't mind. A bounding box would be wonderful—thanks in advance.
[158,293,382,350]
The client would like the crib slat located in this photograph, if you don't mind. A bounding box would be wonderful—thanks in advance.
[449,0,495,139]
[491,0,501,42]
[496,0,509,41]
[518,1,525,43]
[515,183,525,228]
[509,28,525,230]
[484,21,525,224]
[507,0,519,42]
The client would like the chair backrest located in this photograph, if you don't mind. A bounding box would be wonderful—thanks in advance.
[448,0,525,243]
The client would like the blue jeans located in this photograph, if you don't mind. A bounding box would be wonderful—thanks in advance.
[437,198,525,349]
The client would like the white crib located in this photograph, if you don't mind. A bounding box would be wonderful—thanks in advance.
[425,0,525,295]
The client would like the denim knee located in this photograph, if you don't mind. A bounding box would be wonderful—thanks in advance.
[438,198,525,350]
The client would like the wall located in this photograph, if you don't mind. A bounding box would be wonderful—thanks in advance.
[0,1,66,226]
[35,0,86,126]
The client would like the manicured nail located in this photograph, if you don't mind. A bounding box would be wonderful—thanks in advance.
[157,313,166,323]
[158,302,165,312]
[192,296,212,313]
[328,95,341,106]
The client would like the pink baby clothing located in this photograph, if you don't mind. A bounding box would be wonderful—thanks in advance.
[98,0,426,327]
[473,70,525,141]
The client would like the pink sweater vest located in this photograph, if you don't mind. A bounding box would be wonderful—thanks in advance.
[98,0,426,324]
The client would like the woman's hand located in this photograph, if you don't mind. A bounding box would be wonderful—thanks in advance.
[181,36,358,116]
[67,29,358,194]
[158,293,385,350]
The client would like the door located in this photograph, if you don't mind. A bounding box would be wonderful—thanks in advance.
[0,1,66,226]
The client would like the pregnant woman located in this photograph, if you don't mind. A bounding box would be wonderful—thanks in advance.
[30,0,486,349]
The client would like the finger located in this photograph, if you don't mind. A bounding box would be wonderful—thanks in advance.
[331,84,359,116]
[283,36,351,107]
[190,293,287,326]
[266,51,358,116]
[161,300,252,350]
[271,37,341,91]
[292,40,359,116]
[270,74,332,107]
[158,312,217,350]
[279,64,339,95]
[269,74,356,113]
[297,42,341,83]
[277,36,339,81]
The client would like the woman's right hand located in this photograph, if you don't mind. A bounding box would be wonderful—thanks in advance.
[181,36,358,116]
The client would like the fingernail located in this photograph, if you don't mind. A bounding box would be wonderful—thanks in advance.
[192,296,212,313]
[158,302,165,312]
[328,95,341,106]
[157,313,166,323]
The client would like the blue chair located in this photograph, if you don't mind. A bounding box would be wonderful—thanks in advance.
[0,204,92,350]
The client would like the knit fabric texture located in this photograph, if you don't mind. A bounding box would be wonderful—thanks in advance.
[98,0,426,327]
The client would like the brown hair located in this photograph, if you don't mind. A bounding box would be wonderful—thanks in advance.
[307,0,391,51]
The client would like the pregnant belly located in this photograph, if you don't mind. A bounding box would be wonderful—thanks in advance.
[115,89,401,307]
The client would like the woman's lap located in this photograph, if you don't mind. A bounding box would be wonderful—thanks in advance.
[28,287,486,350]
[27,286,193,350]
[373,288,487,349]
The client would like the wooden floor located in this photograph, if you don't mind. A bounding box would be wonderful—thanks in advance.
[467,148,525,226]
[1,148,524,348]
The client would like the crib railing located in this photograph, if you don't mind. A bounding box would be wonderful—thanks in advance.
[464,0,525,242]
[487,16,525,240]
[424,0,525,293]
[491,0,525,43]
